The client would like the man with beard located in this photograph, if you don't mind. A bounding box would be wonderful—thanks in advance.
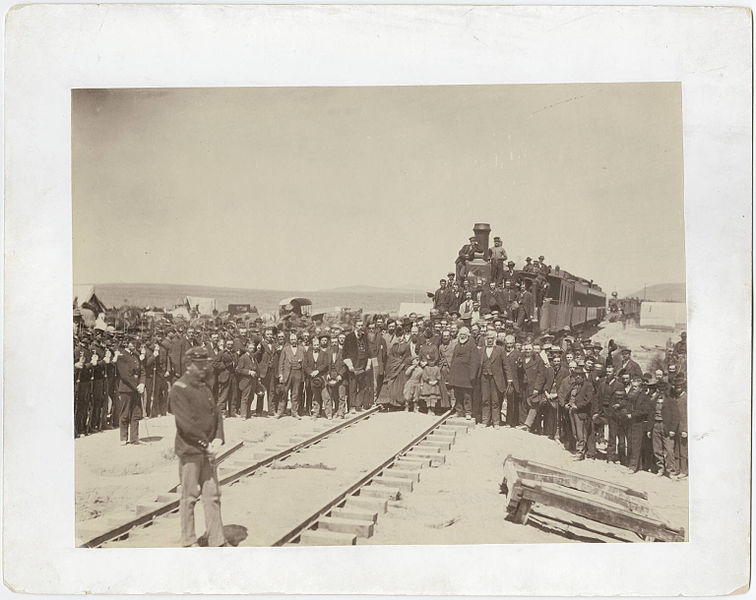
[366,321,387,401]
[325,335,348,418]
[519,342,547,433]
[169,346,226,547]
[235,342,259,419]
[116,338,146,445]
[478,330,509,428]
[448,327,480,420]
[343,320,372,412]
[213,339,236,416]
[256,329,277,416]
[278,332,305,419]
[304,335,330,419]
[502,335,522,427]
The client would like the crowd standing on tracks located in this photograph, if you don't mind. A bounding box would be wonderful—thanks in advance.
[73,235,688,482]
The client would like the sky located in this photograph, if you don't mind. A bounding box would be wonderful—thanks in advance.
[72,83,685,296]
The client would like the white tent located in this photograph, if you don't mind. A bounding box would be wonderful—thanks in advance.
[639,301,687,329]
[183,296,217,315]
[397,302,433,318]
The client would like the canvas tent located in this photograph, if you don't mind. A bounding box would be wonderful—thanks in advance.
[73,284,108,315]
[397,302,433,318]
[183,295,217,315]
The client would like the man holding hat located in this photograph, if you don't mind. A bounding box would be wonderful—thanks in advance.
[115,338,146,445]
[169,346,226,547]
[488,236,508,285]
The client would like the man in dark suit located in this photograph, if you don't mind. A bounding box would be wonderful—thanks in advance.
[502,335,522,427]
[278,332,305,419]
[342,320,371,412]
[167,329,191,384]
[479,282,499,316]
[615,348,643,380]
[304,335,330,419]
[519,342,547,432]
[235,342,259,419]
[325,335,347,418]
[116,339,145,445]
[517,282,536,332]
[478,331,510,428]
[256,328,277,416]
[213,339,236,416]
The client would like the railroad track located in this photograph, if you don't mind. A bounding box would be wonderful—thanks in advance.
[78,406,381,548]
[273,410,470,546]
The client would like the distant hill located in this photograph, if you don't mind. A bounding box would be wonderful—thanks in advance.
[320,284,426,295]
[625,282,686,303]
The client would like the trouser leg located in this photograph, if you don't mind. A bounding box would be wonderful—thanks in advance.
[239,385,252,418]
[627,423,644,471]
[664,434,678,474]
[573,415,588,457]
[518,392,529,425]
[505,388,518,426]
[652,422,665,472]
[543,403,556,438]
[289,371,302,416]
[678,436,688,475]
[586,420,597,457]
[481,376,494,426]
[452,387,472,417]
[199,455,224,547]
[216,380,231,414]
[118,392,134,442]
[179,455,201,547]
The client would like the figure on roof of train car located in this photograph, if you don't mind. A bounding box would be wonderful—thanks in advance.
[522,257,535,273]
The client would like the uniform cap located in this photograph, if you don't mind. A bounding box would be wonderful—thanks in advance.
[539,255,545,260]
[185,346,211,362]
[494,236,501,241]
[507,261,515,266]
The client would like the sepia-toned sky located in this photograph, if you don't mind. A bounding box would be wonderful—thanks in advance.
[73,83,684,296]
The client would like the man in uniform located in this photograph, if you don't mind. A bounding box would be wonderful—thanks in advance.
[116,338,145,445]
[213,339,236,416]
[169,346,226,547]
[616,347,643,380]
[488,236,508,285]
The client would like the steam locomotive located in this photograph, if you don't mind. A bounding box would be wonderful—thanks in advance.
[458,223,606,334]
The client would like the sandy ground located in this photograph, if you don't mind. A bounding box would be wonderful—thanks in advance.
[365,423,688,546]
[591,320,682,373]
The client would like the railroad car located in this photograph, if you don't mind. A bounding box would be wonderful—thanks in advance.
[607,292,641,323]
[518,269,606,333]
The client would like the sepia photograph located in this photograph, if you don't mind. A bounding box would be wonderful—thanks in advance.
[4,4,750,595]
[72,83,688,548]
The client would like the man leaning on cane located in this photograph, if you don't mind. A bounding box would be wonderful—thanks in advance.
[168,346,227,547]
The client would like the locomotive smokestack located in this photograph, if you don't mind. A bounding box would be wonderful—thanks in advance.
[473,223,491,252]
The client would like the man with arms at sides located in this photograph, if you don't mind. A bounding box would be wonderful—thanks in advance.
[343,320,372,412]
[478,330,510,428]
[169,347,226,547]
[304,335,331,419]
[116,338,145,445]
[278,332,305,419]
[235,342,259,420]
[448,327,481,420]
[325,334,348,418]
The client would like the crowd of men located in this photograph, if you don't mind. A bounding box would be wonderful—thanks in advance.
[73,236,688,479]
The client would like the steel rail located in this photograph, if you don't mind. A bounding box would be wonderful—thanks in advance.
[79,406,380,548]
[271,409,454,547]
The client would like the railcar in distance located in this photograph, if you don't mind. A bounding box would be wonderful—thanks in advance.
[607,292,641,323]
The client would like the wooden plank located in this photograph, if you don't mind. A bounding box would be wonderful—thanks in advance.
[505,456,648,500]
[519,482,685,542]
